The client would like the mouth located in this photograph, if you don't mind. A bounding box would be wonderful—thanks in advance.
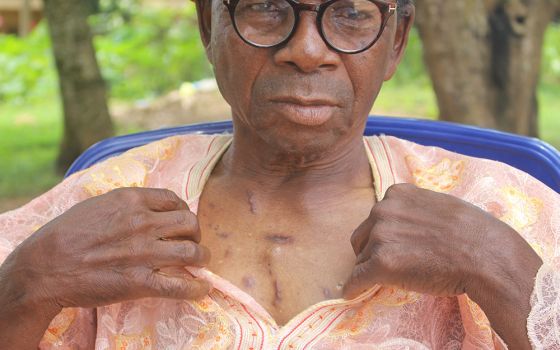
[271,96,339,107]
[270,97,340,127]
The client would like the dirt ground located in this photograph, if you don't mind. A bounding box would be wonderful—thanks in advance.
[112,80,232,130]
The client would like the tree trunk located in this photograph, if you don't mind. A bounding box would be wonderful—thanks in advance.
[415,0,560,136]
[43,0,114,173]
[18,0,32,36]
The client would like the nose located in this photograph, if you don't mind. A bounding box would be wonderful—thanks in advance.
[273,12,340,73]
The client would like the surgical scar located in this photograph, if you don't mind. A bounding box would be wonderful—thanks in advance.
[246,190,257,214]
[273,280,282,306]
[265,234,294,245]
[216,231,231,239]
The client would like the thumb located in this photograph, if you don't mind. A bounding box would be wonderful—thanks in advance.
[343,261,377,300]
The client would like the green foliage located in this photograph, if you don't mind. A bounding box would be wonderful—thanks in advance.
[390,27,431,85]
[91,4,213,100]
[0,25,57,105]
[0,4,212,105]
[542,23,560,86]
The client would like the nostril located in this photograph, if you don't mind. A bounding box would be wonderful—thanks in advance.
[515,16,526,25]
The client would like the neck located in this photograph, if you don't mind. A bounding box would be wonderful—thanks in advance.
[215,126,374,204]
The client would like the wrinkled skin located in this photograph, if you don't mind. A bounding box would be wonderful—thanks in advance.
[194,0,543,347]
[0,188,210,348]
[343,183,543,349]
[0,0,545,348]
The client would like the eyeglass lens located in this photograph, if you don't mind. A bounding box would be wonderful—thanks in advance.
[233,0,384,52]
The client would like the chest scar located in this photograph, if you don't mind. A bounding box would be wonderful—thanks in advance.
[265,234,295,245]
[246,190,257,214]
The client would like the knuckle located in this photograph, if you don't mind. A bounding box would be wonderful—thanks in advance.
[157,189,181,209]
[182,241,200,262]
[385,183,414,197]
[370,200,393,219]
[172,210,189,225]
[128,211,152,232]
[183,212,200,232]
[112,188,145,208]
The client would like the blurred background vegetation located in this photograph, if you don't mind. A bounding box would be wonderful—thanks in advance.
[0,1,559,211]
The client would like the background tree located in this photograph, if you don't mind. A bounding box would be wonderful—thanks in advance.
[43,0,114,172]
[415,0,560,136]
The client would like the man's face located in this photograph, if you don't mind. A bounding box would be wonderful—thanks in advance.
[196,0,413,156]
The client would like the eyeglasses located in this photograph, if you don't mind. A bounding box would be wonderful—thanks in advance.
[222,0,397,54]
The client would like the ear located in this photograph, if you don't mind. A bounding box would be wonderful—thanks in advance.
[194,0,214,64]
[384,4,415,81]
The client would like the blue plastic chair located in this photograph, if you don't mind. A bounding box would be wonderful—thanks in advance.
[65,116,560,193]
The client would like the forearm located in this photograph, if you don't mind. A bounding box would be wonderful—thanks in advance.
[0,255,61,349]
[469,251,543,349]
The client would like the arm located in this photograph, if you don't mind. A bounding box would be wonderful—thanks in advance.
[344,183,553,349]
[0,188,211,349]
[467,239,543,349]
[0,254,62,349]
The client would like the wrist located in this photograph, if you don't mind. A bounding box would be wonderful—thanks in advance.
[0,249,62,322]
[465,241,543,349]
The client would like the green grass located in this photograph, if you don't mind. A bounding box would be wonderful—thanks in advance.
[0,97,62,198]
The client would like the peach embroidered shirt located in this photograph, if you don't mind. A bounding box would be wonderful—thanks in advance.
[1,134,559,349]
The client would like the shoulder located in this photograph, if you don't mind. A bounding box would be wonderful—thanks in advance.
[71,133,232,197]
[365,135,559,253]
[364,134,556,195]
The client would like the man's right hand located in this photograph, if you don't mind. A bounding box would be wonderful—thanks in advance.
[2,187,211,314]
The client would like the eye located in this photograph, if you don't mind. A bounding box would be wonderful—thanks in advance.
[243,0,281,13]
[332,5,372,21]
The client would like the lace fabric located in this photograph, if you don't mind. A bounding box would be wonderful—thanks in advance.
[0,134,558,349]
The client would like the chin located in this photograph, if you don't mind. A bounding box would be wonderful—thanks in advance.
[257,122,353,160]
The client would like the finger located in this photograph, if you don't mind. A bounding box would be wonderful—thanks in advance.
[146,271,211,300]
[150,241,211,267]
[343,260,377,300]
[152,210,201,242]
[350,217,373,256]
[125,188,187,212]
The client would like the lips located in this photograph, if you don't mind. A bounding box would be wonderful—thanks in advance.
[270,96,340,126]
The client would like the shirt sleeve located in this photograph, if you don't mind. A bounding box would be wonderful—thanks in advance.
[451,156,560,350]
[379,135,560,349]
[0,170,99,349]
[0,136,184,348]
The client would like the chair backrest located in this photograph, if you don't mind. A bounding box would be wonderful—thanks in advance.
[66,116,560,193]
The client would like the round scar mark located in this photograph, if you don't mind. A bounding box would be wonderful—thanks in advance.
[216,232,231,239]
[242,276,256,289]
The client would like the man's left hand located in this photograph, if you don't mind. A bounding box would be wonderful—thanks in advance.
[344,183,542,301]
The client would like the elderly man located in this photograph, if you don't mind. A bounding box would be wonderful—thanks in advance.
[1,0,559,348]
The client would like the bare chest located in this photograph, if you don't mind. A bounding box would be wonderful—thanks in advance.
[197,197,372,325]
[200,225,357,325]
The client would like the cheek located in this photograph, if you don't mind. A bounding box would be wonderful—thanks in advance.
[345,43,393,113]
[210,13,267,118]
